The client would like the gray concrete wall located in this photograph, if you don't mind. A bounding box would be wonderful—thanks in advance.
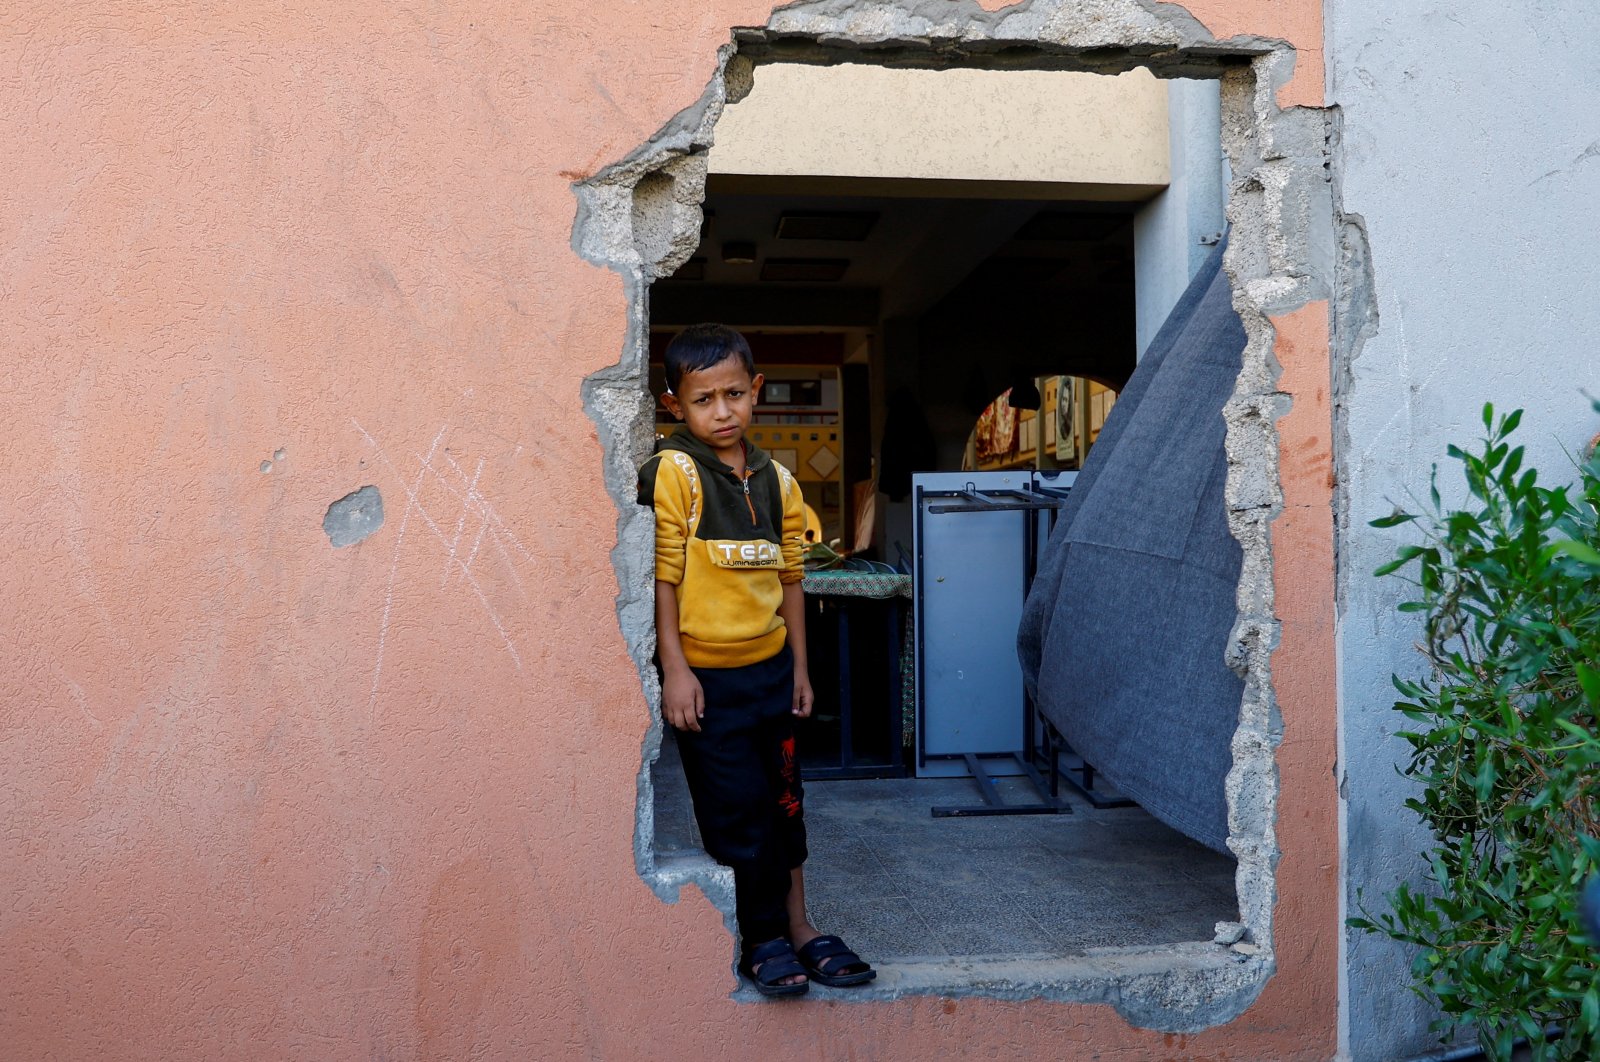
[1329,3,1600,1057]
[1133,78,1226,358]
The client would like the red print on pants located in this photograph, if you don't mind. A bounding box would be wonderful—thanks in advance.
[777,735,801,818]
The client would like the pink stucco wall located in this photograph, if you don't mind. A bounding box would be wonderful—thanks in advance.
[1,2,1333,1058]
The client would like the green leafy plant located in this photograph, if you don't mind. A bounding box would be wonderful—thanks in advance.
[1350,401,1600,1060]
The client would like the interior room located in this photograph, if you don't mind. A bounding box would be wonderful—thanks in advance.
[646,62,1243,969]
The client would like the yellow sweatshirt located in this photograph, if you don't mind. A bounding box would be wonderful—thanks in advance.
[637,429,806,668]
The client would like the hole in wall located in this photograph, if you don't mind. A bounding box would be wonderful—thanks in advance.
[573,1,1330,1031]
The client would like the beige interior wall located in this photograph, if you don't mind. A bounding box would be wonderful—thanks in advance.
[709,65,1171,186]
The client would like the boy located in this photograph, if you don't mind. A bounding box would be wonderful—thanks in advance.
[638,323,875,997]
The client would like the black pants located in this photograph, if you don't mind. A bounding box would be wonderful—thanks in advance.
[676,645,808,949]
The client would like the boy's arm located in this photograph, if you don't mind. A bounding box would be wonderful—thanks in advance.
[641,455,703,732]
[778,582,812,719]
[776,471,813,718]
[655,581,703,732]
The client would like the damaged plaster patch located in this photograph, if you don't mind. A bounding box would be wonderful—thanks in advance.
[324,485,385,547]
[572,0,1336,1031]
[1326,104,1380,612]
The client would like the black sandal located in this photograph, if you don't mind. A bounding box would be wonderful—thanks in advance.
[795,934,876,987]
[740,938,810,997]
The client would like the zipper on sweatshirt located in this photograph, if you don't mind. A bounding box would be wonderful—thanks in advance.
[740,469,756,525]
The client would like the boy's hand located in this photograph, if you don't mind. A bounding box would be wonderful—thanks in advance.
[661,667,705,732]
[792,669,814,719]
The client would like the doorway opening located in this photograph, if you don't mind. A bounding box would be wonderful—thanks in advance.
[574,3,1329,1030]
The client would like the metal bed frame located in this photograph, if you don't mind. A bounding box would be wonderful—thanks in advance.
[914,477,1134,816]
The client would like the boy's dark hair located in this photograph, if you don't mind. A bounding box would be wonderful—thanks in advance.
[662,323,755,393]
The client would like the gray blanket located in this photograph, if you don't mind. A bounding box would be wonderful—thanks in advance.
[1017,240,1244,853]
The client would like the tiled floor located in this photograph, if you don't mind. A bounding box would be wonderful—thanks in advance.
[653,735,1238,960]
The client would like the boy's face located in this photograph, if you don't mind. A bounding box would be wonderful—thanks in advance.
[663,353,763,460]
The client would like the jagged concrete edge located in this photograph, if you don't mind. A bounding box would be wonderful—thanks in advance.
[568,0,1338,1031]
[729,944,1266,1026]
[1323,100,1380,1057]
[1214,45,1340,994]
[570,42,740,905]
[1326,104,1379,610]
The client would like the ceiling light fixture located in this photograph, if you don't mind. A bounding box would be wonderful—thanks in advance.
[775,211,879,241]
[759,258,850,282]
[1015,211,1131,242]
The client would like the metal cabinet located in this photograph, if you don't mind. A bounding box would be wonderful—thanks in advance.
[911,470,1076,786]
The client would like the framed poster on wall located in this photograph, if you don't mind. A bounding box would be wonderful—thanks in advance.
[1052,376,1077,462]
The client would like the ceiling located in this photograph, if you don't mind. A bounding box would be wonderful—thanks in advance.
[649,185,1146,430]
[650,189,1138,330]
